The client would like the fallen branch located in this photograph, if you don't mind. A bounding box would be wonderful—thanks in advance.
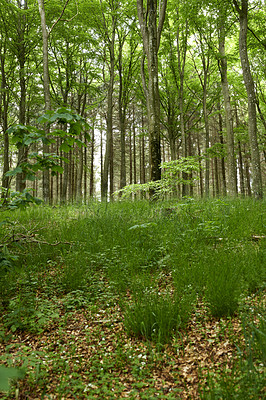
[0,234,73,248]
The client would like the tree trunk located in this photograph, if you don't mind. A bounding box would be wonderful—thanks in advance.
[197,131,204,198]
[233,0,263,199]
[218,105,227,196]
[101,36,115,200]
[238,141,245,196]
[0,52,9,195]
[16,6,27,192]
[176,15,188,196]
[37,0,51,203]
[118,43,126,190]
[203,76,210,197]
[76,140,84,201]
[218,20,237,196]
[89,127,95,198]
[137,0,167,184]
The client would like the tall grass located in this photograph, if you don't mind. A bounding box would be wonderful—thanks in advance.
[0,198,265,336]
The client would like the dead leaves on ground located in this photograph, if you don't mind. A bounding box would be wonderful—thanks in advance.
[1,296,257,400]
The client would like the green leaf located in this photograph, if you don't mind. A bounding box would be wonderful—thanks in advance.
[51,165,64,174]
[0,366,25,392]
[60,141,71,153]
[5,167,23,177]
[69,121,82,135]
[50,113,73,123]
[52,129,67,137]
[84,132,91,141]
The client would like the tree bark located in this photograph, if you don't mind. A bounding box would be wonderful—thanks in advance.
[0,51,9,195]
[16,3,27,192]
[37,0,51,203]
[101,5,116,200]
[89,126,95,198]
[233,0,263,199]
[218,103,227,196]
[137,0,167,184]
[218,20,237,196]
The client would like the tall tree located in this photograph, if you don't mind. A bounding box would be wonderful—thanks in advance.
[0,37,10,194]
[232,0,263,199]
[37,0,51,202]
[137,0,167,183]
[217,7,237,196]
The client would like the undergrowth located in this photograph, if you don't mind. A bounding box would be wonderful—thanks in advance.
[0,198,265,398]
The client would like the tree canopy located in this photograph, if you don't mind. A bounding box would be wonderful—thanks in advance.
[0,0,265,203]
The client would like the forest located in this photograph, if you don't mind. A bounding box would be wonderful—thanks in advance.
[0,0,265,202]
[0,0,265,399]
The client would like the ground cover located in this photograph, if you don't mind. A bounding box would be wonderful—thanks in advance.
[0,198,265,399]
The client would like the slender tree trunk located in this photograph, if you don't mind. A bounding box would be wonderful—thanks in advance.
[218,105,227,196]
[102,65,114,200]
[0,52,9,195]
[218,21,237,196]
[37,0,51,203]
[84,137,87,203]
[244,146,252,196]
[16,6,27,192]
[101,5,116,200]
[133,119,137,187]
[176,15,188,196]
[203,77,210,197]
[137,0,167,184]
[238,141,245,196]
[233,0,263,199]
[118,45,126,190]
[197,131,203,198]
[76,140,83,201]
[90,126,95,198]
[129,129,132,185]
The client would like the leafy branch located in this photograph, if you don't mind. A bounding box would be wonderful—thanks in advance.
[114,157,201,199]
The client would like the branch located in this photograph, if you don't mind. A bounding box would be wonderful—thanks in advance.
[0,234,73,248]
[48,0,71,37]
[247,27,266,49]
[232,0,241,15]
[157,0,168,49]
[136,0,149,55]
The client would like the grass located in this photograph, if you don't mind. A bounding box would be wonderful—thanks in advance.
[0,198,265,398]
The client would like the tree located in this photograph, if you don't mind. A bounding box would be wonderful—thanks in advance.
[232,0,263,199]
[37,0,51,202]
[217,6,237,196]
[137,0,167,183]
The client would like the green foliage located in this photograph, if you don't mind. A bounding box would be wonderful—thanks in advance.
[0,199,264,398]
[205,250,244,318]
[0,245,18,271]
[4,108,90,187]
[0,188,42,210]
[115,157,200,199]
[0,365,25,393]
[122,278,196,345]
[123,288,181,345]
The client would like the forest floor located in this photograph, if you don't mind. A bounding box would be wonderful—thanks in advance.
[0,286,264,399]
[0,199,265,399]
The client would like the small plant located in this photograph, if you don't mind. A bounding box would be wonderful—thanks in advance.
[122,282,195,345]
[62,290,90,311]
[0,188,42,210]
[114,156,200,199]
[205,250,244,318]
